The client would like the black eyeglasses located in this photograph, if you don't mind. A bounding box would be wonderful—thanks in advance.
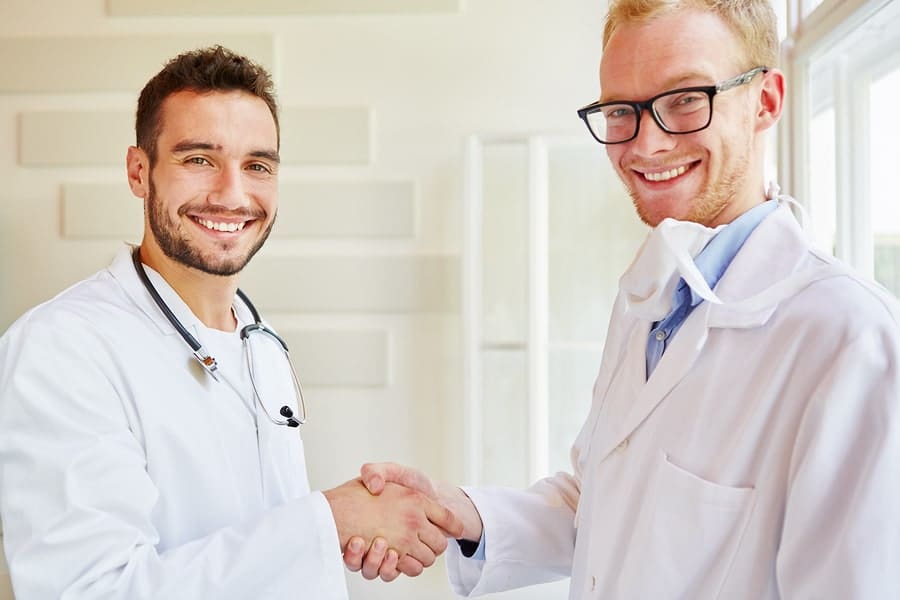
[576,66,769,145]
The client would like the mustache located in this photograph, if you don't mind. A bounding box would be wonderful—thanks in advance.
[176,205,267,220]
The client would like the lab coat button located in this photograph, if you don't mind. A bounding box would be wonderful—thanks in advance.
[616,438,629,452]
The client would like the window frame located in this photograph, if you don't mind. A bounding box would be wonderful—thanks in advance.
[780,0,899,279]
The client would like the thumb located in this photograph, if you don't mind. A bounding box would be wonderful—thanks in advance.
[360,462,437,499]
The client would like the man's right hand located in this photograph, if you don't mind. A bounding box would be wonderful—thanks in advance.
[359,462,484,543]
[324,478,463,570]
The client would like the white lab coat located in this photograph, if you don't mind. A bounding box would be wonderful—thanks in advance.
[447,206,900,599]
[0,245,348,599]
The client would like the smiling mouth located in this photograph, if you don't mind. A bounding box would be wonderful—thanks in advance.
[641,164,690,182]
[193,217,248,233]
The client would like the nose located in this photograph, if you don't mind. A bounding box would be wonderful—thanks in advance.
[209,163,250,210]
[630,109,676,156]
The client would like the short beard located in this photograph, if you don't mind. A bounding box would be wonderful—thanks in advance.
[628,135,752,227]
[146,177,274,276]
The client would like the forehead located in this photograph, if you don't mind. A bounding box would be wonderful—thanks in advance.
[599,9,746,99]
[156,89,277,149]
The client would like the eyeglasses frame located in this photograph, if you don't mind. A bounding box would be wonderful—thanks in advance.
[576,66,769,145]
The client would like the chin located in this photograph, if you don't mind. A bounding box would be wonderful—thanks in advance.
[631,196,687,227]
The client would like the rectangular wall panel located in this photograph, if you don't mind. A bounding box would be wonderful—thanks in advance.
[241,255,459,313]
[62,183,143,239]
[278,181,415,238]
[61,181,413,239]
[280,329,389,387]
[0,35,273,93]
[280,107,372,165]
[24,106,370,167]
[108,0,460,16]
[20,111,133,166]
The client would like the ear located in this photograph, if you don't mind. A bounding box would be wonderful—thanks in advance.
[755,68,785,132]
[126,146,150,199]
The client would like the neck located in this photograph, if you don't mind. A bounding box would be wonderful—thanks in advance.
[138,242,239,332]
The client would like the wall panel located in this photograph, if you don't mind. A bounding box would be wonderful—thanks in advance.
[242,255,459,313]
[0,35,273,93]
[108,0,461,16]
[280,329,389,387]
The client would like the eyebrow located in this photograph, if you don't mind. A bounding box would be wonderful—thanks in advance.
[250,149,281,164]
[170,140,280,164]
[599,70,714,103]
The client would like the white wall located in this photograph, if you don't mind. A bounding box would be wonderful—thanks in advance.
[0,2,634,599]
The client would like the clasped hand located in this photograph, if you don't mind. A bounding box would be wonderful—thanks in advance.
[324,471,461,582]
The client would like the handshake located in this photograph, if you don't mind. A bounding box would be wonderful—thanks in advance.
[323,462,481,582]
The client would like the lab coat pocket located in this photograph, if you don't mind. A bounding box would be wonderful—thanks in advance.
[627,453,756,599]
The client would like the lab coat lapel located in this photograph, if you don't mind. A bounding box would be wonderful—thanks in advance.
[592,304,712,460]
[706,205,837,330]
[107,244,192,338]
[590,206,806,458]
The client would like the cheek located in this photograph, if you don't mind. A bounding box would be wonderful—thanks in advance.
[253,181,279,211]
[606,146,627,172]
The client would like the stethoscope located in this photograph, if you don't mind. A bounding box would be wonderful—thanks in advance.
[131,246,307,427]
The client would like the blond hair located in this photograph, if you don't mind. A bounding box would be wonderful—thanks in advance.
[603,0,779,68]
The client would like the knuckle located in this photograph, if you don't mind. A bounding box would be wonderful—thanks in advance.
[435,537,448,554]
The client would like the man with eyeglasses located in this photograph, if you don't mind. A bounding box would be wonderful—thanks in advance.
[351,0,900,597]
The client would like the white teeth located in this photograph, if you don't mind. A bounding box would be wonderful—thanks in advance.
[644,165,688,182]
[196,218,246,232]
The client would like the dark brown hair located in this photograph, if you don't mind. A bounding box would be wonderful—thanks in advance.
[135,45,279,164]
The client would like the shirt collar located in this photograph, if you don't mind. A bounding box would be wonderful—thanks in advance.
[677,200,779,308]
[107,243,254,336]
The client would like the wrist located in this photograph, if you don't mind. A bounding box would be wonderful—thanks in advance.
[322,486,352,549]
[438,484,483,542]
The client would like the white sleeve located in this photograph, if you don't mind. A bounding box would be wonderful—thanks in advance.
[445,474,580,596]
[0,313,347,600]
[776,312,900,598]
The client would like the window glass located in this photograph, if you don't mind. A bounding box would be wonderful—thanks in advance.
[800,0,900,293]
[871,66,900,295]
[809,105,836,253]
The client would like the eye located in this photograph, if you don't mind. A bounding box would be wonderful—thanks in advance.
[676,93,704,105]
[667,92,708,110]
[247,162,274,174]
[186,156,211,166]
[602,105,635,121]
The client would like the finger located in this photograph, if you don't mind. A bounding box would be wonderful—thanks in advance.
[415,522,449,556]
[397,554,425,577]
[359,462,391,495]
[424,499,464,539]
[360,462,437,499]
[361,537,388,580]
[378,549,401,582]
[342,536,366,572]
[404,539,437,569]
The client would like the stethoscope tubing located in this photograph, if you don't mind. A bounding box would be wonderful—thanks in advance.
[131,246,306,426]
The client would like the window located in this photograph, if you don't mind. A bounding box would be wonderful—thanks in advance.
[788,0,900,294]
